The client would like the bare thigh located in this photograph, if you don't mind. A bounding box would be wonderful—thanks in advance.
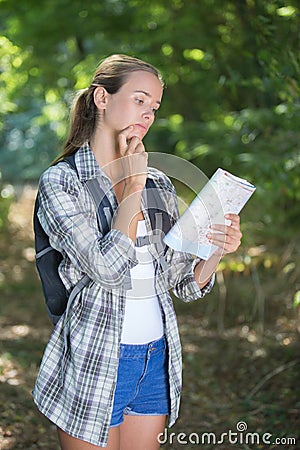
[57,415,166,450]
[120,415,166,450]
[57,426,120,450]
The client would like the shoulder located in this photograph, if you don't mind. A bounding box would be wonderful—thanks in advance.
[147,166,176,196]
[39,161,81,197]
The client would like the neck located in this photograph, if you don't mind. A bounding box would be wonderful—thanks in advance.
[90,126,119,162]
[90,127,123,182]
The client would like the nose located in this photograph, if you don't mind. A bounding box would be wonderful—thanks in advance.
[142,108,154,123]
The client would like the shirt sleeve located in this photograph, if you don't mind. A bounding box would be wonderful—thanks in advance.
[37,164,137,289]
[164,178,215,302]
[168,252,215,302]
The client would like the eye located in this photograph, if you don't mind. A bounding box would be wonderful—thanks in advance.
[135,97,144,105]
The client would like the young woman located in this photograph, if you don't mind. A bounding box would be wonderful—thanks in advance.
[33,54,242,450]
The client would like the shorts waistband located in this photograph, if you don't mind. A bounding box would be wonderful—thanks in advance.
[119,336,166,358]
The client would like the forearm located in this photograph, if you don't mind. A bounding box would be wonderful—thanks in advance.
[194,213,243,288]
[112,183,144,243]
[193,251,222,288]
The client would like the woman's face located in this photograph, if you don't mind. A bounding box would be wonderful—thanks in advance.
[101,70,163,140]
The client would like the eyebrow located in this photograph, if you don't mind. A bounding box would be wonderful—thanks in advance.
[134,90,161,105]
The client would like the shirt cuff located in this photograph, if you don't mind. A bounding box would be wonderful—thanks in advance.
[104,228,138,266]
[188,257,215,299]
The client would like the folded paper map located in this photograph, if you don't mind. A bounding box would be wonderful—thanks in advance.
[164,168,256,260]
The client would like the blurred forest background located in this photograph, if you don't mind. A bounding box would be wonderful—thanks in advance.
[0,0,299,449]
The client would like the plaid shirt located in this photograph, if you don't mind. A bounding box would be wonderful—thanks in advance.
[33,143,214,446]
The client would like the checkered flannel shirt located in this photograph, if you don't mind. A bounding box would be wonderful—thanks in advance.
[33,143,214,446]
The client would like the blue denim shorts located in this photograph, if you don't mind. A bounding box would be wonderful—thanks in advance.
[110,336,170,427]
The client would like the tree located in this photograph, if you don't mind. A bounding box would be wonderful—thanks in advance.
[0,0,299,238]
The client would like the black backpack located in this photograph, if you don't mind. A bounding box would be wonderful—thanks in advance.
[33,154,172,325]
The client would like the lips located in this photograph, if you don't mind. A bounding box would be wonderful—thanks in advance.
[135,123,148,132]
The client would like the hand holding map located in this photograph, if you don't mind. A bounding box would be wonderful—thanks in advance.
[164,168,256,260]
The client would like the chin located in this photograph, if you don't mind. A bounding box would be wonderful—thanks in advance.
[128,130,146,140]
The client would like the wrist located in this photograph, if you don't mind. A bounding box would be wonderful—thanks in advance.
[194,253,221,287]
[123,182,144,196]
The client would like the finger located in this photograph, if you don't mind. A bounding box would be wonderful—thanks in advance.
[207,230,242,250]
[127,136,144,154]
[210,224,226,233]
[210,224,238,235]
[210,223,242,238]
[135,141,146,154]
[118,126,134,155]
[211,217,241,233]
[214,234,237,247]
[225,214,240,229]
[207,231,227,246]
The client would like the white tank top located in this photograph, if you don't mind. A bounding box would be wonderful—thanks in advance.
[120,220,164,344]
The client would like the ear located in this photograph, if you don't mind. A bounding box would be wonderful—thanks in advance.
[93,86,109,110]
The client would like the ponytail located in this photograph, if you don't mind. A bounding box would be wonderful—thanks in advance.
[53,87,97,163]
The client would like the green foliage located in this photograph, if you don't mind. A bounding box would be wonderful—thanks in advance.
[0,0,299,248]
[0,5,299,442]
[1,1,299,160]
[0,171,14,232]
[294,291,300,308]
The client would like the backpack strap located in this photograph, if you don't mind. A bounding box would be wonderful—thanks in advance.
[141,178,172,275]
[84,178,113,237]
[59,155,114,353]
[61,273,90,378]
[63,154,113,236]
[145,178,172,238]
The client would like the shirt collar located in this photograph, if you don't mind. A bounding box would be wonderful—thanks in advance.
[74,142,109,182]
[74,141,156,183]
